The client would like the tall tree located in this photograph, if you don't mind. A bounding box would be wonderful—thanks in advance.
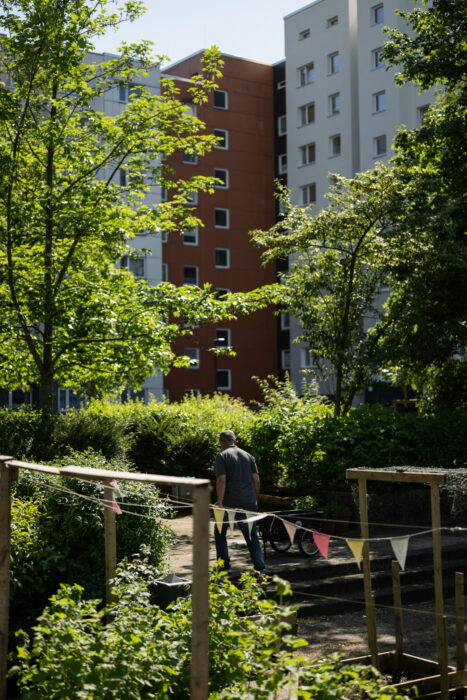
[0,0,271,412]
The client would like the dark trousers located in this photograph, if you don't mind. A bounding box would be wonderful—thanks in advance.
[214,510,265,572]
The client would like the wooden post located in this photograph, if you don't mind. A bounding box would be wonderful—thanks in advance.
[103,483,117,608]
[0,457,14,700]
[438,615,449,700]
[430,482,448,698]
[455,573,464,674]
[357,477,378,668]
[190,482,211,700]
[391,560,404,667]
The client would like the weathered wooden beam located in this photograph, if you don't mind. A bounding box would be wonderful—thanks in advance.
[0,457,14,700]
[346,467,447,485]
[391,560,404,667]
[357,477,379,668]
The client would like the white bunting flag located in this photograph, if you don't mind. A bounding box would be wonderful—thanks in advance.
[227,509,236,531]
[390,535,410,571]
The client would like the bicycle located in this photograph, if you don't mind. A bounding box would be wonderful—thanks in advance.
[261,510,323,558]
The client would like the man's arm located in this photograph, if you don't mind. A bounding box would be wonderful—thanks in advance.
[216,475,226,506]
[252,472,260,500]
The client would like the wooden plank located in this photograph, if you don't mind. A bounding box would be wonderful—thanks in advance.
[346,468,447,485]
[455,572,465,673]
[103,484,117,609]
[430,482,448,700]
[392,669,467,694]
[357,477,378,668]
[190,482,211,700]
[7,460,210,487]
[0,457,13,700]
[391,560,404,665]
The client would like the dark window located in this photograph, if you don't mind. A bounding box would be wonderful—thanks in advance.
[183,265,198,285]
[213,90,228,109]
[214,208,229,228]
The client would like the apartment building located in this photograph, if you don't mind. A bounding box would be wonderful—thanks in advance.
[162,53,278,402]
[283,0,437,397]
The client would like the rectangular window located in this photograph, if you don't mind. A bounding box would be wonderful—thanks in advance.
[214,128,229,149]
[182,150,197,165]
[298,62,314,87]
[215,248,230,269]
[280,312,290,330]
[162,263,168,281]
[374,91,386,112]
[214,208,229,229]
[328,52,339,75]
[278,153,287,175]
[183,265,198,285]
[329,134,341,157]
[299,28,310,40]
[277,114,287,135]
[299,142,316,166]
[215,288,230,299]
[372,47,385,69]
[374,134,387,156]
[301,348,314,368]
[215,328,231,347]
[216,368,231,391]
[327,15,338,27]
[417,104,430,125]
[301,183,316,206]
[281,349,291,370]
[213,89,228,110]
[119,169,127,186]
[372,4,384,24]
[160,186,168,202]
[160,231,168,243]
[329,93,341,115]
[121,255,144,278]
[214,168,229,189]
[184,348,200,370]
[183,227,198,246]
[119,85,128,102]
[299,102,315,126]
[184,388,200,397]
[184,190,198,205]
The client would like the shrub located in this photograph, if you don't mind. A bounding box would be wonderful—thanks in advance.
[11,554,409,699]
[11,449,174,627]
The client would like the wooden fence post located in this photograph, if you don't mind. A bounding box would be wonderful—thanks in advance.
[190,482,211,700]
[0,457,14,700]
[430,482,449,699]
[358,477,378,668]
[392,560,404,668]
[455,572,465,678]
[103,483,117,608]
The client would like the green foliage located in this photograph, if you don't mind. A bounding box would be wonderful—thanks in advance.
[11,449,173,626]
[11,555,408,699]
[291,495,319,511]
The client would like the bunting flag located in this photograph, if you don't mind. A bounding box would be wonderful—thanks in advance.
[313,531,330,559]
[390,535,410,571]
[346,538,364,569]
[245,511,256,537]
[102,492,122,515]
[227,509,236,531]
[213,507,225,534]
[108,479,122,498]
[281,518,298,545]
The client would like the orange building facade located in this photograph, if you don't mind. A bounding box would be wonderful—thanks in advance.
[162,53,277,403]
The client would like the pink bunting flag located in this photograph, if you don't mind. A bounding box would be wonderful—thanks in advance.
[282,518,297,545]
[313,531,330,559]
[108,479,122,497]
[109,493,122,514]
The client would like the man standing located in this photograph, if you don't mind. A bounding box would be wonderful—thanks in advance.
[214,429,265,573]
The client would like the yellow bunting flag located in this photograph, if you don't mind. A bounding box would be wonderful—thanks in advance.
[313,532,330,559]
[390,536,410,571]
[213,507,225,534]
[282,518,297,545]
[346,538,364,569]
[227,509,236,531]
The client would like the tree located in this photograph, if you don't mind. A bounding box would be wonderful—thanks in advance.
[252,166,414,417]
[0,0,272,412]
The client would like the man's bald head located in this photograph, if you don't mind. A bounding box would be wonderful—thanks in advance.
[219,430,236,446]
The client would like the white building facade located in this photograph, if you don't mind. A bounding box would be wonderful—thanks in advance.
[283,0,437,397]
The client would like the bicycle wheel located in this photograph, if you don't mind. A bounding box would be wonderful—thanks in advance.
[269,519,292,553]
[298,530,319,557]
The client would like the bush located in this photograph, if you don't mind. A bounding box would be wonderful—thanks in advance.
[11,554,409,699]
[11,449,174,627]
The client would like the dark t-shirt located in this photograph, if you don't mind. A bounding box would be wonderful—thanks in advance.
[214,445,258,510]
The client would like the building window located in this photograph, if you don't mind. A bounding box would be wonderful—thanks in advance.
[280,312,290,330]
[162,263,168,281]
[119,169,127,186]
[374,91,386,112]
[184,388,200,397]
[301,348,314,368]
[328,52,339,75]
[216,369,231,391]
[277,114,287,135]
[119,85,128,102]
[329,134,341,157]
[417,104,430,125]
[182,150,197,165]
[372,4,384,24]
[299,142,316,166]
[184,348,200,369]
[214,128,229,149]
[160,186,168,202]
[214,208,229,229]
[374,134,387,156]
[299,28,311,40]
[327,15,338,27]
[216,328,231,347]
[121,255,144,278]
[215,288,230,299]
[213,89,228,110]
[183,265,198,285]
[182,102,197,117]
[215,248,230,269]
[299,102,315,126]
[278,153,287,174]
[277,79,286,90]
[372,47,385,69]
[301,183,316,206]
[184,190,198,205]
[298,62,314,87]
[214,168,229,189]
[281,349,291,370]
[183,227,198,246]
[160,231,168,243]
[329,93,341,115]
